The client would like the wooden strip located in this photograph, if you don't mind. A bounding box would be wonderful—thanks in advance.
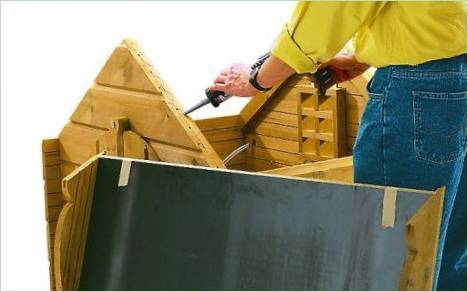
[45,165,61,180]
[43,139,60,153]
[247,134,300,153]
[46,206,62,222]
[70,85,198,150]
[302,130,334,142]
[264,98,299,114]
[255,110,298,127]
[72,162,98,289]
[43,152,60,166]
[46,193,63,207]
[302,108,333,119]
[262,156,354,183]
[248,146,304,165]
[45,179,61,194]
[399,187,444,290]
[202,128,243,143]
[249,121,300,141]
[195,115,242,131]
[62,162,92,289]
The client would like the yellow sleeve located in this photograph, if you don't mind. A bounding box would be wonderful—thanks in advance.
[271,2,386,73]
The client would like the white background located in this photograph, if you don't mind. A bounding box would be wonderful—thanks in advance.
[0,1,296,290]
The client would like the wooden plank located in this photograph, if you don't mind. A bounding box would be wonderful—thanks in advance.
[263,156,354,183]
[43,139,60,153]
[247,134,300,153]
[399,187,444,290]
[202,128,243,143]
[249,121,300,142]
[46,193,63,207]
[95,46,160,94]
[59,122,103,165]
[195,115,242,131]
[43,152,60,166]
[44,165,61,180]
[255,110,298,127]
[333,88,347,157]
[147,140,208,166]
[46,206,62,222]
[70,85,198,150]
[45,179,61,194]
[248,146,305,165]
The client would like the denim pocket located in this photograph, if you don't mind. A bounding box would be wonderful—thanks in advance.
[413,91,467,164]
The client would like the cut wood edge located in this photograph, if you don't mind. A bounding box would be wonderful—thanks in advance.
[398,186,445,291]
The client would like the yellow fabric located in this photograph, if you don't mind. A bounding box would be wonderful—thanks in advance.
[271,2,467,74]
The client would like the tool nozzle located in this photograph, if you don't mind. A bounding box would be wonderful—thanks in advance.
[183,98,211,115]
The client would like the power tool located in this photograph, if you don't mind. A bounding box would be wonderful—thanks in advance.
[183,53,348,115]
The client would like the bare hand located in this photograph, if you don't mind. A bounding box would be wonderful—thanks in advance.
[209,63,260,97]
[321,55,370,81]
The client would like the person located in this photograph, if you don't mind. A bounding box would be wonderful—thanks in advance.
[209,2,467,290]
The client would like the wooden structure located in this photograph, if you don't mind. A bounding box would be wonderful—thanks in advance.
[41,39,442,290]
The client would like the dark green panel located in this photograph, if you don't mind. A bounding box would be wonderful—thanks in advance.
[79,157,431,290]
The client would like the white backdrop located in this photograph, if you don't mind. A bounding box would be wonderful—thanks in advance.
[0,1,295,290]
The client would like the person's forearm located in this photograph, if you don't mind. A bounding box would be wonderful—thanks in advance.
[256,55,296,89]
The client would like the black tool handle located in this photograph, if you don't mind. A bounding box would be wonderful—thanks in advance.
[205,89,231,107]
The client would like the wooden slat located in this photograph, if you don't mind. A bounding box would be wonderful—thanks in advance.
[46,193,63,207]
[255,110,298,127]
[262,156,354,183]
[203,128,243,143]
[248,146,305,165]
[195,115,242,131]
[399,187,444,290]
[43,152,60,166]
[70,85,199,150]
[43,139,60,153]
[247,134,300,153]
[249,121,300,141]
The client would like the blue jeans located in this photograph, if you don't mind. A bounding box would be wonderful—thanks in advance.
[353,54,467,289]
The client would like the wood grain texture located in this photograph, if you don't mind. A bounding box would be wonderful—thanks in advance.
[42,139,62,290]
[54,156,99,291]
[399,187,445,291]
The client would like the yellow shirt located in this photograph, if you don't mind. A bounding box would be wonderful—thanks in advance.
[271,1,467,74]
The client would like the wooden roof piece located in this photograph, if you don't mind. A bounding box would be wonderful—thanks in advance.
[63,39,224,168]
